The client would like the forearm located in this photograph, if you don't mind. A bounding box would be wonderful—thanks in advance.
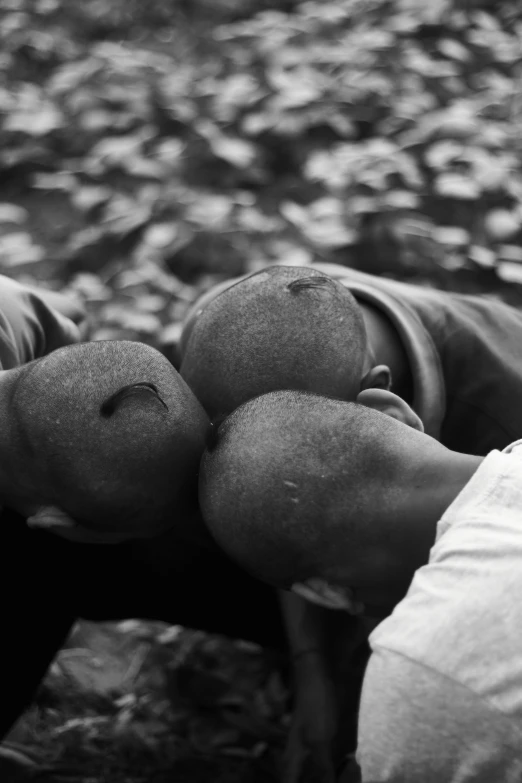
[280,590,371,762]
[279,590,329,661]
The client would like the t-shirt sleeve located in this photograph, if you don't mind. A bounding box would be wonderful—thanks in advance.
[0,275,82,370]
[357,648,522,783]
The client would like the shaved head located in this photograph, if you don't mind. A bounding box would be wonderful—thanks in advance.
[10,340,209,536]
[180,266,367,418]
[199,390,436,588]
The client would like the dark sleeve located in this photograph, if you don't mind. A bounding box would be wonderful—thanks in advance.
[0,275,82,370]
[22,284,86,328]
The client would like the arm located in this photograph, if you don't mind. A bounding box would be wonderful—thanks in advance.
[279,590,337,783]
[279,589,327,660]
[279,591,368,783]
[357,649,521,782]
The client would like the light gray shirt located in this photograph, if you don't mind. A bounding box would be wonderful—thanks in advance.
[357,441,522,782]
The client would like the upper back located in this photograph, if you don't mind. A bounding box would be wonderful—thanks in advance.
[327,265,522,454]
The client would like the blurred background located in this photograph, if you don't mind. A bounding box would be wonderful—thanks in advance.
[1,0,521,780]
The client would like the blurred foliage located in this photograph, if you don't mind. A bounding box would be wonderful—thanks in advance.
[3,0,522,780]
[10,621,287,782]
[1,0,522,356]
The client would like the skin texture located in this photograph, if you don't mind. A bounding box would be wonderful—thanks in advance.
[180,266,370,418]
[180,265,417,417]
[199,389,482,616]
[0,340,209,543]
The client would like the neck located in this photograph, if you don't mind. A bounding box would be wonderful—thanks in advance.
[394,448,483,567]
[359,301,414,403]
[338,447,484,617]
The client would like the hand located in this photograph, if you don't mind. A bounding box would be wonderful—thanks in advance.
[282,651,337,783]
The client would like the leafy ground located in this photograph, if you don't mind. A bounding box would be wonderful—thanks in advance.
[2,0,522,780]
[9,621,288,782]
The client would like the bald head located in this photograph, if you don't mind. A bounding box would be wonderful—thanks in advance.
[10,340,208,537]
[180,267,367,418]
[199,390,440,589]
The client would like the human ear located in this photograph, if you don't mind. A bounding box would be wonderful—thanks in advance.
[291,578,364,615]
[26,506,127,544]
[26,505,78,538]
[356,388,424,432]
[360,364,392,391]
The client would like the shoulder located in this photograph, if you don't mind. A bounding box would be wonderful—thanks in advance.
[0,275,83,369]
[366,459,522,722]
[358,647,522,782]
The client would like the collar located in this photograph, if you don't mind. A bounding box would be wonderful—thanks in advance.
[501,439,522,456]
[346,282,446,440]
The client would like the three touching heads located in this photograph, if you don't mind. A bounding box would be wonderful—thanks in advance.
[8,265,428,566]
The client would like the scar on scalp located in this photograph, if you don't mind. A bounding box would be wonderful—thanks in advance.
[100,383,168,417]
[287,276,334,293]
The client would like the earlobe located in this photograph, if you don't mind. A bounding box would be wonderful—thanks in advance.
[26,507,128,544]
[26,505,77,533]
[291,579,364,615]
[360,364,392,392]
[356,388,424,432]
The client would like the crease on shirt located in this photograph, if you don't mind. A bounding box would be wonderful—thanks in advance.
[368,645,522,745]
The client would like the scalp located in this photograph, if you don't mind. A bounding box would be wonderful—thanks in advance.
[12,340,209,533]
[200,390,401,586]
[181,266,367,418]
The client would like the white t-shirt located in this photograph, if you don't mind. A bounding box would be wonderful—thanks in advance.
[357,441,522,782]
